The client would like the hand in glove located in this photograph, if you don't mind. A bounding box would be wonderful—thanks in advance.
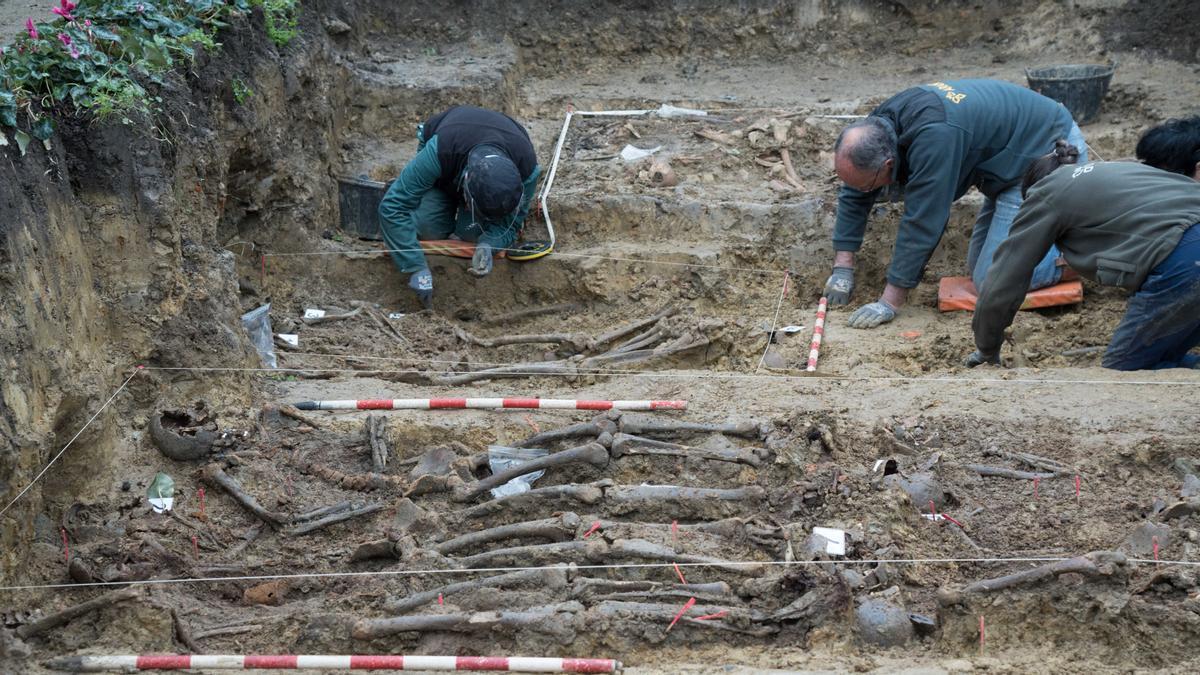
[846,300,896,329]
[470,242,494,277]
[409,267,433,309]
[964,349,1000,368]
[823,266,855,305]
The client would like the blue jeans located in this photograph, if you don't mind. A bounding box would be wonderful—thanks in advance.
[1103,223,1200,371]
[967,121,1088,291]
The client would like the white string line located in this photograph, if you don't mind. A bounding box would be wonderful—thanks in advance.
[142,363,1200,388]
[755,271,791,373]
[0,556,1186,593]
[0,368,141,519]
[262,246,787,276]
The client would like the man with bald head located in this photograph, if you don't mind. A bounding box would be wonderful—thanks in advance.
[823,79,1087,328]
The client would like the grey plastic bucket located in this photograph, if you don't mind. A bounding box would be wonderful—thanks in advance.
[1026,64,1115,125]
[337,176,391,241]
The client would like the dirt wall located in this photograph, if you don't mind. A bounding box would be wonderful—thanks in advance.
[0,5,352,577]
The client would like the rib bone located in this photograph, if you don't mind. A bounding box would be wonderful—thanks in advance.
[434,513,581,555]
[385,566,571,615]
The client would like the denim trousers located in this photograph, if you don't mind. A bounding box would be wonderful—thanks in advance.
[967,121,1089,291]
[1102,223,1200,371]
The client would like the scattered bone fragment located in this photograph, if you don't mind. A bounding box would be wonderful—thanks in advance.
[201,464,290,527]
[434,513,581,555]
[16,588,143,639]
[454,443,609,502]
[385,566,571,615]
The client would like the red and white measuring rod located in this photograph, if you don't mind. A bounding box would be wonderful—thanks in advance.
[292,398,686,411]
[46,654,621,673]
[806,296,828,373]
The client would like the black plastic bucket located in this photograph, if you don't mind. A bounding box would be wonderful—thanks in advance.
[1025,64,1115,125]
[337,176,391,240]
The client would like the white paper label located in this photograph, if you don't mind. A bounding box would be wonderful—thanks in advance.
[303,308,326,319]
[812,526,846,556]
[277,333,299,346]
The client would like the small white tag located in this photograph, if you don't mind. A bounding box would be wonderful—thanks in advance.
[781,325,805,333]
[303,308,326,319]
[873,459,886,472]
[921,513,947,522]
[387,312,405,320]
[277,333,299,346]
[148,496,174,514]
[812,526,846,556]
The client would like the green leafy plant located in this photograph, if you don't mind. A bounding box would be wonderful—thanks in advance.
[0,0,300,146]
[231,76,252,104]
[253,0,298,47]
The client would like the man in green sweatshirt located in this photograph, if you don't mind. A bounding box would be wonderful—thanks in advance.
[969,158,1200,370]
[824,79,1085,328]
[379,106,541,308]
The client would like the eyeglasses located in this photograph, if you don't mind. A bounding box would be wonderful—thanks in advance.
[859,163,887,193]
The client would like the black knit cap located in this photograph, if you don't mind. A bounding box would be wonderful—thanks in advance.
[464,147,522,224]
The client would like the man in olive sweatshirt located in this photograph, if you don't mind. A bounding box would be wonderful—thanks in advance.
[824,79,1085,328]
[379,106,541,308]
[969,161,1200,370]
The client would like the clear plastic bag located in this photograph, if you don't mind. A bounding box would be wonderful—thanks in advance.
[487,445,548,498]
[239,303,277,368]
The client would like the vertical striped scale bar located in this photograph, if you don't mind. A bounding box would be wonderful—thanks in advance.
[806,296,828,372]
[45,654,621,672]
[292,398,687,411]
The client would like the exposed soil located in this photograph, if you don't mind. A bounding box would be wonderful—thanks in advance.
[3,1,1200,673]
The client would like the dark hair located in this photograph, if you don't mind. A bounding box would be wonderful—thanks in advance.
[1021,140,1080,198]
[1136,115,1200,177]
[834,117,897,172]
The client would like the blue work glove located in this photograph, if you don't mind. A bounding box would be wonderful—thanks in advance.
[823,266,855,305]
[409,267,433,309]
[470,242,494,277]
[965,349,1000,368]
[847,300,896,329]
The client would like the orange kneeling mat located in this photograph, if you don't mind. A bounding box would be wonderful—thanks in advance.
[937,276,1083,312]
[418,240,507,260]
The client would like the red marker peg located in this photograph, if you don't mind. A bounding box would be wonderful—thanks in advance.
[671,520,679,546]
[260,253,267,289]
[1075,475,1081,504]
[979,615,985,653]
[192,535,199,558]
[694,610,728,621]
[522,414,540,434]
[929,500,938,519]
[942,513,964,528]
[666,597,696,633]
[198,487,206,519]
[673,562,687,585]
[582,521,602,539]
[1153,535,1160,564]
[438,593,444,606]
[60,527,70,564]
[1032,477,1040,500]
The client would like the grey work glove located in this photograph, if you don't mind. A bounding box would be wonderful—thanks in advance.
[823,266,855,305]
[470,242,494,277]
[847,300,897,329]
[409,267,433,309]
[965,349,1000,368]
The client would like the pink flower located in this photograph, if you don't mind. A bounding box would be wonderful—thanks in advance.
[51,7,74,22]
[25,18,38,39]
[70,44,80,59]
[62,0,77,9]
[57,32,71,47]
[137,3,144,12]
[84,19,91,27]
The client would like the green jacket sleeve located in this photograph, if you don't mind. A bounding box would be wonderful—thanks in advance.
[971,189,1063,354]
[831,184,879,253]
[379,136,442,273]
[887,124,969,289]
[479,164,542,250]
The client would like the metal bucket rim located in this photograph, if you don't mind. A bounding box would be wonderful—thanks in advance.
[1024,63,1116,82]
